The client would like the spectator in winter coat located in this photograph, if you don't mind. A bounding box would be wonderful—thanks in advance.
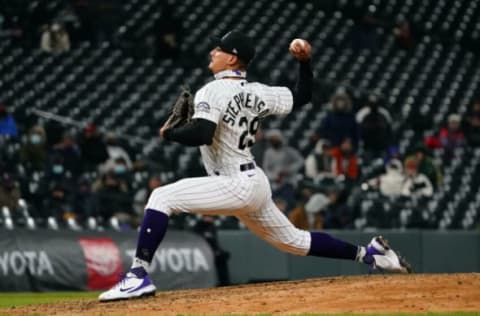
[289,193,329,230]
[439,114,465,162]
[0,104,18,138]
[263,129,303,185]
[0,172,21,212]
[356,94,392,160]
[401,159,433,198]
[367,159,404,196]
[51,132,82,176]
[319,91,359,151]
[405,144,442,189]
[93,171,133,228]
[323,187,353,229]
[40,23,70,54]
[78,123,109,172]
[304,139,333,179]
[330,137,359,181]
[318,90,359,151]
[101,133,133,173]
[20,125,48,171]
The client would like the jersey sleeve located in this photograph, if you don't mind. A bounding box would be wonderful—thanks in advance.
[192,83,224,124]
[261,86,293,116]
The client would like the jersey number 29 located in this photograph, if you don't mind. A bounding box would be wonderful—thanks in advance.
[238,116,260,150]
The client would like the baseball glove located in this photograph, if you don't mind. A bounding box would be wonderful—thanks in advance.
[164,87,194,129]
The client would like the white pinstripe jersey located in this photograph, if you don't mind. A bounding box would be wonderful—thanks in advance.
[192,78,293,175]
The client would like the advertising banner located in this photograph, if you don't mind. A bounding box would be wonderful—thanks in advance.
[0,229,216,292]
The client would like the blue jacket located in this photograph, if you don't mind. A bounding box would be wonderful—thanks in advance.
[319,112,359,150]
[0,114,18,137]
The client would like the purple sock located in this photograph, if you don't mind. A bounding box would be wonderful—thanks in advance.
[134,209,169,263]
[307,232,358,260]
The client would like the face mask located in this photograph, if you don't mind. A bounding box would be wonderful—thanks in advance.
[114,165,127,174]
[52,165,64,175]
[30,134,42,145]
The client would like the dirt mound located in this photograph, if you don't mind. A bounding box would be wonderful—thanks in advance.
[7,273,480,315]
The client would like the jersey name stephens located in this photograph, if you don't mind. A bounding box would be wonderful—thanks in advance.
[222,92,267,126]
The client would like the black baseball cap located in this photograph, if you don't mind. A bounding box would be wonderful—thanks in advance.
[211,30,256,65]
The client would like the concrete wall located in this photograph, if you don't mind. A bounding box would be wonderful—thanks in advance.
[217,230,480,284]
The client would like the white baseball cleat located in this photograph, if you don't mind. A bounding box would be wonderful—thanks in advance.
[364,236,412,273]
[99,267,156,302]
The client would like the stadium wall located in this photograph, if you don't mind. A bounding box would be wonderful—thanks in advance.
[0,229,478,291]
[218,230,480,284]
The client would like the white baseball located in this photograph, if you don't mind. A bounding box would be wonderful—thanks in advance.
[289,38,307,51]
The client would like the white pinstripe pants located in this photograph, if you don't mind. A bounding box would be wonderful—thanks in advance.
[145,167,311,255]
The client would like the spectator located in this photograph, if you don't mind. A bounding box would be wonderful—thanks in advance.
[356,94,392,160]
[464,99,480,147]
[392,16,416,49]
[192,215,230,286]
[304,139,334,179]
[0,104,18,138]
[78,123,109,172]
[72,177,95,225]
[109,157,133,190]
[133,174,162,216]
[262,129,303,211]
[319,89,359,151]
[401,160,433,198]
[289,193,328,230]
[42,181,77,228]
[348,3,380,51]
[356,94,392,124]
[439,114,465,162]
[0,172,21,212]
[102,133,133,172]
[384,145,401,165]
[39,155,76,210]
[367,159,404,196]
[405,144,442,189]
[263,129,303,185]
[19,125,48,171]
[323,187,353,229]
[40,23,71,54]
[330,137,360,182]
[93,171,134,229]
[51,132,82,176]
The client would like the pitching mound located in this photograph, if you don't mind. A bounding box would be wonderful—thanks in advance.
[8,273,480,315]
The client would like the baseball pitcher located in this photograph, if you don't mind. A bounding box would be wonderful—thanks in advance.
[99,30,411,301]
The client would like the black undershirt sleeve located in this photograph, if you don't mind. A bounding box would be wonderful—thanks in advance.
[292,60,313,107]
[163,118,216,146]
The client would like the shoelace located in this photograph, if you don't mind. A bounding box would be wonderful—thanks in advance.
[111,272,136,290]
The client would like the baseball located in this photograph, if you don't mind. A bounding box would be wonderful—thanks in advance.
[289,38,307,52]
[289,38,311,61]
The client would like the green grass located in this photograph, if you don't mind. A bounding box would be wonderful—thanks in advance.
[0,291,99,308]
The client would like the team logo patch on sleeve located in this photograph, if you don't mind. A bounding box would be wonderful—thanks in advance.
[196,102,211,113]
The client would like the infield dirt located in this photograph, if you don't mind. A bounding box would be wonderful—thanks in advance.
[5,273,480,315]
